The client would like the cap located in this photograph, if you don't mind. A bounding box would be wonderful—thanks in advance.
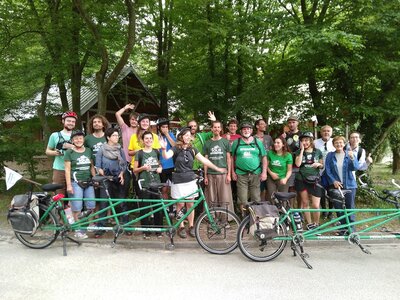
[240,121,253,130]
[287,115,298,122]
[61,111,77,120]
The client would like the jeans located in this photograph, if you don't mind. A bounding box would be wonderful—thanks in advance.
[69,181,95,212]
[333,188,356,231]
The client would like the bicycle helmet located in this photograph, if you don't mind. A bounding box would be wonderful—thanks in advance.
[177,127,191,140]
[156,118,169,127]
[137,113,151,123]
[70,130,85,139]
[299,131,314,140]
[240,121,253,130]
[61,111,77,120]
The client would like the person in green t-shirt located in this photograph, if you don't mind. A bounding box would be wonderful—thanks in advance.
[133,131,163,239]
[266,137,293,203]
[294,132,324,230]
[84,114,109,160]
[64,130,96,239]
[204,121,234,213]
[230,122,268,216]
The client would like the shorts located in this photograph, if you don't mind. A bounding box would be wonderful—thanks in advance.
[295,178,323,198]
[160,167,174,185]
[171,180,198,199]
[69,181,96,212]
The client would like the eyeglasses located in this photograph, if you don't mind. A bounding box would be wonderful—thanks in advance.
[184,150,189,162]
[324,142,327,151]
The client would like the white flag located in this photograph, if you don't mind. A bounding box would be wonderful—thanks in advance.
[4,167,23,190]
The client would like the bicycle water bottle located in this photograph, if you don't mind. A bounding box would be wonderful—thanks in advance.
[293,212,302,231]
[176,207,187,220]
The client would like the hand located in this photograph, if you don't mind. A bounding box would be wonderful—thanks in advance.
[333,181,343,189]
[159,138,167,150]
[260,172,267,181]
[160,126,169,135]
[217,167,226,174]
[225,173,231,184]
[207,111,216,122]
[119,173,124,185]
[204,177,209,186]
[279,178,288,185]
[55,150,63,156]
[125,103,135,111]
[366,153,373,164]
[348,149,354,160]
[311,162,321,169]
[66,185,73,195]
[156,167,162,174]
[144,164,151,171]
[299,141,304,151]
[270,172,279,181]
[232,172,238,182]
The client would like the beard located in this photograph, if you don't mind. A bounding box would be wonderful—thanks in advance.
[242,132,251,138]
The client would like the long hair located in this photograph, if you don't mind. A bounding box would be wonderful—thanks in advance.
[176,127,193,150]
[87,114,110,134]
[272,136,289,156]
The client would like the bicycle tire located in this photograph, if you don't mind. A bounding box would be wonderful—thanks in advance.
[195,208,240,254]
[14,204,60,249]
[237,215,288,262]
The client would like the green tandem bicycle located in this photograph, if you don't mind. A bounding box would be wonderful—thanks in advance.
[237,174,400,269]
[6,170,240,256]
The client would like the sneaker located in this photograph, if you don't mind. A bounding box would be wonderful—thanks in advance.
[189,226,195,238]
[74,231,88,239]
[78,209,93,219]
[306,223,317,231]
[143,233,151,240]
[94,230,106,238]
[178,227,187,239]
[156,232,163,238]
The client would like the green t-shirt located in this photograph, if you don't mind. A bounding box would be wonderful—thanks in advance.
[84,135,106,160]
[231,138,267,175]
[267,151,293,179]
[204,138,230,175]
[294,148,323,179]
[192,131,212,170]
[135,149,161,188]
[64,148,93,181]
[47,131,72,170]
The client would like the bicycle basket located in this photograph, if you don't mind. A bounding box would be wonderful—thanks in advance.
[7,208,39,235]
[248,203,280,237]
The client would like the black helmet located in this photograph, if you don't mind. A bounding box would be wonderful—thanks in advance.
[240,121,253,130]
[299,131,314,140]
[71,130,85,139]
[137,113,151,123]
[177,127,191,140]
[156,118,169,127]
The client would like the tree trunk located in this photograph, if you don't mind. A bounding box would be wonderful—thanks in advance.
[392,147,400,175]
[37,73,52,143]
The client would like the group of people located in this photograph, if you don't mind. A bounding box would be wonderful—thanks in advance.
[45,109,372,239]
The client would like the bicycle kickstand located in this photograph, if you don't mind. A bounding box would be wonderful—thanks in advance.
[111,226,123,248]
[61,230,81,256]
[166,227,176,250]
[291,235,313,269]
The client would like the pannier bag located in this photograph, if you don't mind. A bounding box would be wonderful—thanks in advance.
[8,208,39,235]
[249,203,280,238]
[8,193,40,235]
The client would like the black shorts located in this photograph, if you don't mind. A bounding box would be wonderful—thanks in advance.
[160,168,174,184]
[295,179,323,198]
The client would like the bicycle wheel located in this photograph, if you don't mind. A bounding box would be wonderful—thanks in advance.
[195,208,240,254]
[237,215,288,262]
[14,204,60,249]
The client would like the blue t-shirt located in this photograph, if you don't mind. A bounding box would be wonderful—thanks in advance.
[159,132,176,170]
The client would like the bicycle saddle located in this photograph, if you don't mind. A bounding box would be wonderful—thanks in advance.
[383,190,400,197]
[274,192,297,201]
[328,189,352,200]
[41,183,64,192]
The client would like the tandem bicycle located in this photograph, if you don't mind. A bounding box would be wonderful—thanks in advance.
[236,174,400,269]
[6,169,240,256]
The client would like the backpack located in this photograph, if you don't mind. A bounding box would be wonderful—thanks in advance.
[232,138,263,173]
[248,203,280,238]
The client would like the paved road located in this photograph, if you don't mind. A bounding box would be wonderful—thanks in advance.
[0,235,399,300]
